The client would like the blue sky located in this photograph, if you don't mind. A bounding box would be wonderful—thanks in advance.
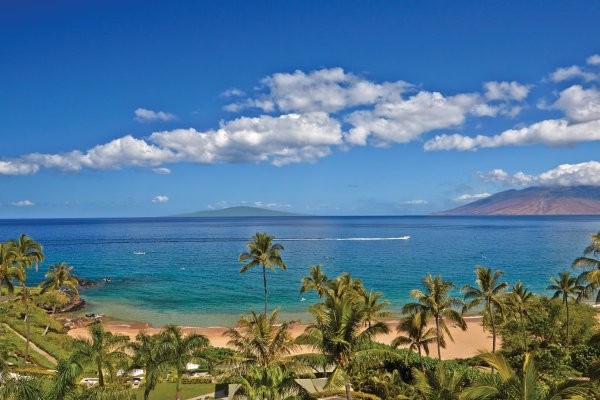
[1,0,599,217]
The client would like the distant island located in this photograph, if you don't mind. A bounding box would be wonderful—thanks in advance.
[173,206,303,217]
[437,185,600,215]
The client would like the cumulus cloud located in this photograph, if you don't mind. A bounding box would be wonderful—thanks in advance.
[0,161,39,175]
[152,167,171,174]
[484,81,530,101]
[478,161,600,187]
[552,85,600,123]
[549,66,598,82]
[12,200,34,207]
[220,88,245,98]
[424,118,600,151]
[456,193,491,202]
[134,108,177,122]
[588,54,600,66]
[152,195,169,203]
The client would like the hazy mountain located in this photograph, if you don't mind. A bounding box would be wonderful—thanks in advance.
[174,206,302,217]
[437,186,600,215]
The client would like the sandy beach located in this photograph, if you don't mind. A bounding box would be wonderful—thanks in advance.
[67,315,494,360]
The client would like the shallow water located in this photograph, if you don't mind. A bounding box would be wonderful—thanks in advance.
[0,215,598,326]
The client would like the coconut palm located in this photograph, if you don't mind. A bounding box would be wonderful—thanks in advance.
[461,352,592,400]
[0,373,46,400]
[300,264,329,298]
[392,311,438,371]
[296,281,391,400]
[13,286,36,364]
[403,274,466,360]
[47,358,84,400]
[461,266,508,353]
[224,309,297,369]
[130,332,168,400]
[506,282,537,350]
[547,272,581,346]
[572,232,600,302]
[0,242,22,295]
[156,324,209,400]
[231,364,308,400]
[39,262,79,335]
[359,288,391,328]
[411,362,470,400]
[71,322,130,387]
[239,232,287,315]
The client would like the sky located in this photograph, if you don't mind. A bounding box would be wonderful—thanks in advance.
[1,0,599,217]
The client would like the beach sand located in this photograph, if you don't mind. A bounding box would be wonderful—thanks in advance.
[67,315,494,360]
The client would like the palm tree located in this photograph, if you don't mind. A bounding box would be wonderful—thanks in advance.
[0,242,22,295]
[506,282,536,350]
[156,324,209,400]
[296,283,391,400]
[224,309,297,369]
[547,271,581,346]
[39,262,79,335]
[239,232,287,315]
[0,373,46,400]
[572,232,600,302]
[461,352,592,400]
[411,362,470,400]
[47,358,84,400]
[392,311,438,371]
[300,264,329,298]
[403,274,466,360]
[13,286,36,364]
[71,322,130,387]
[461,266,508,353]
[7,234,44,361]
[231,364,308,400]
[130,332,168,400]
[359,288,391,328]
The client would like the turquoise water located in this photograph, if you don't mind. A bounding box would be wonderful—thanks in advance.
[0,216,598,326]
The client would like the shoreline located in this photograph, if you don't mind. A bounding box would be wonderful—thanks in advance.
[67,314,493,360]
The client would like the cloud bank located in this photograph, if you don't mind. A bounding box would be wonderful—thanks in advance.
[478,161,600,187]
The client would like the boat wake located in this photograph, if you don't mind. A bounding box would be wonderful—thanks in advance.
[282,236,410,241]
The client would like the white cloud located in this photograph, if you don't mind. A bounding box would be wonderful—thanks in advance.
[220,88,245,98]
[478,161,600,187]
[484,81,530,101]
[226,68,410,113]
[0,161,39,175]
[456,193,491,202]
[587,54,600,66]
[150,112,343,166]
[402,199,428,205]
[424,119,600,151]
[152,167,171,174]
[552,85,600,123]
[549,66,598,82]
[134,108,177,122]
[12,200,34,207]
[152,195,169,203]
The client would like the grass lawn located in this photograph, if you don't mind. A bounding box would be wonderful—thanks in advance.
[133,382,217,399]
[0,324,56,369]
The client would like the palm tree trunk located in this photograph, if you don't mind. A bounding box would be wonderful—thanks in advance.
[565,297,570,347]
[418,345,424,372]
[490,303,497,353]
[23,285,30,364]
[262,263,268,315]
[98,360,104,386]
[520,313,527,350]
[44,304,57,336]
[144,388,150,400]
[345,382,352,400]
[435,316,441,360]
[176,374,182,400]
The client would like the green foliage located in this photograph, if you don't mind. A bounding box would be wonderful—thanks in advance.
[309,390,381,400]
[180,375,213,384]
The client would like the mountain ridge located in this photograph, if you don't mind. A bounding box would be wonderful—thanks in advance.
[437,186,600,215]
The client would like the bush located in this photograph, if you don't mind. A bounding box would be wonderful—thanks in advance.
[181,376,212,384]
[310,390,380,400]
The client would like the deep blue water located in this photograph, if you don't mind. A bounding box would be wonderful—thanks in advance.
[0,216,598,326]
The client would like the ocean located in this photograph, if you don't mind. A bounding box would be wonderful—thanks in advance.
[0,216,598,326]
